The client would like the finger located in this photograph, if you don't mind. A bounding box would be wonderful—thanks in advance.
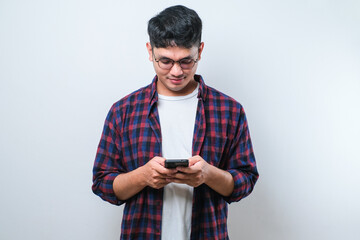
[150,160,177,175]
[176,166,198,174]
[157,167,178,176]
[189,156,202,166]
[152,178,170,188]
[152,156,166,166]
[154,170,175,180]
[173,172,198,181]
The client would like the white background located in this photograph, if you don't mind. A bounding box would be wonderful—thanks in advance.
[1,0,359,239]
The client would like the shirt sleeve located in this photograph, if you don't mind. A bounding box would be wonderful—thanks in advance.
[92,105,125,206]
[224,106,259,203]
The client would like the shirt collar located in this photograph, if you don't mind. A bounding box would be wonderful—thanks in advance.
[148,74,207,105]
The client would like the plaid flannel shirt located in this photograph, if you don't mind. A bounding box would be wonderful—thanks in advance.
[92,75,258,239]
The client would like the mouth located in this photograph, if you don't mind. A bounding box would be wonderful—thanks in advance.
[168,77,185,85]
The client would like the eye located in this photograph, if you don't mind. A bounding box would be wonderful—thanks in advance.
[180,59,193,64]
[159,59,173,65]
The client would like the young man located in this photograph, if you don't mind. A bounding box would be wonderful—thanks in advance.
[92,5,258,240]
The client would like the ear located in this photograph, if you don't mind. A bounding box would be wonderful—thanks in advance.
[197,42,205,61]
[146,42,153,61]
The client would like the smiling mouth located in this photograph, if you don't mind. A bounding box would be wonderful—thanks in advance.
[168,75,185,80]
[169,78,184,84]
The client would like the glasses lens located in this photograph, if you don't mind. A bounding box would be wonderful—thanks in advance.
[158,59,173,70]
[179,59,195,69]
[156,58,196,70]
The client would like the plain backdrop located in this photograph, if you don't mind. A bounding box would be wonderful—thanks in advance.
[1,0,359,239]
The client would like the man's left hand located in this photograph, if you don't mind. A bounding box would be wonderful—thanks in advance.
[169,155,209,187]
[168,155,235,197]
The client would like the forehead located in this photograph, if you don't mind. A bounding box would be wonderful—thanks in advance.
[153,45,198,59]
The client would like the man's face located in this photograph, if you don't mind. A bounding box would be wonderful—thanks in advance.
[146,42,204,96]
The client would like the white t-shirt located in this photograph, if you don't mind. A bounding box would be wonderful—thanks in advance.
[157,84,199,240]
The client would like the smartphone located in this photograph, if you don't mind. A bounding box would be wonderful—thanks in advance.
[165,159,189,168]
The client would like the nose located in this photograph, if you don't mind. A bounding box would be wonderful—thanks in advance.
[169,61,184,76]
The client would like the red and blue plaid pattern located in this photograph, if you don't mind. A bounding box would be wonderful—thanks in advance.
[92,75,258,240]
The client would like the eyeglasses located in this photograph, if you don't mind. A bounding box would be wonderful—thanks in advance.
[153,54,199,70]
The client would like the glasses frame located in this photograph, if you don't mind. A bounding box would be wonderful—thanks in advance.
[152,52,199,70]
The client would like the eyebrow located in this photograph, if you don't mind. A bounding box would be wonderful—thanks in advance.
[156,55,193,61]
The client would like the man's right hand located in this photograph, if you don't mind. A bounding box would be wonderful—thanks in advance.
[113,156,177,201]
[141,156,177,189]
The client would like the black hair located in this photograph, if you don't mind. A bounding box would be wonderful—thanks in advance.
[147,5,202,48]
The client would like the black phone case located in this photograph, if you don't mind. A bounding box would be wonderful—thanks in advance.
[165,159,189,168]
